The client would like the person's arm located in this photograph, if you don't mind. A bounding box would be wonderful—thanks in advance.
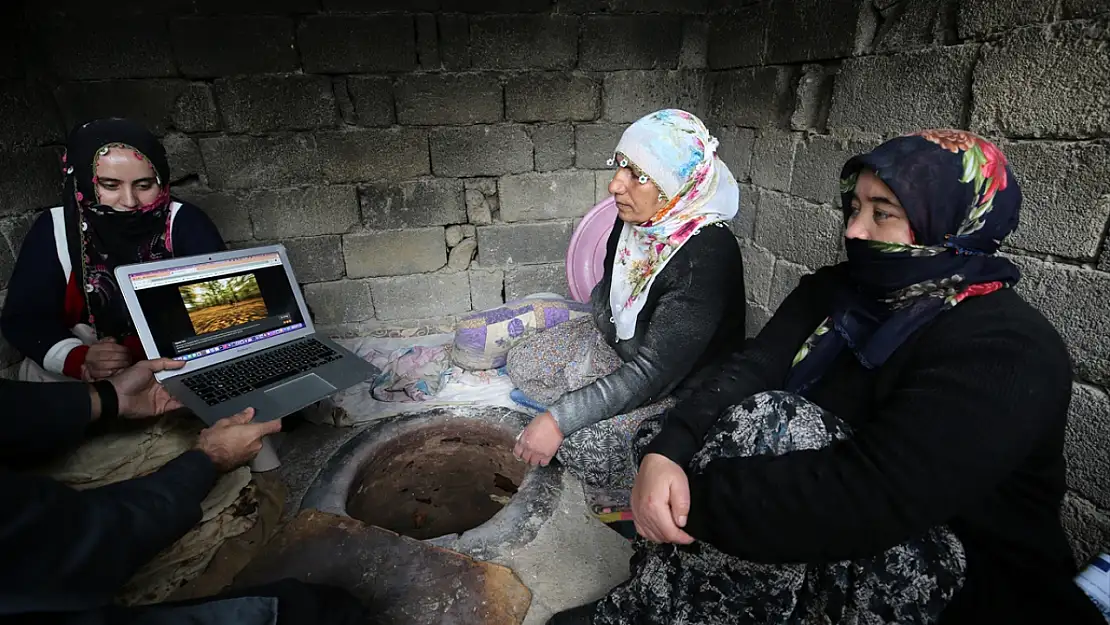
[0,450,218,615]
[0,380,98,462]
[169,202,227,257]
[642,266,838,467]
[0,212,88,378]
[680,307,1072,563]
[548,233,742,435]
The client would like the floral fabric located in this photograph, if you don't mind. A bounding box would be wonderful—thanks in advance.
[607,109,740,340]
[505,316,674,490]
[451,298,591,371]
[786,130,1022,393]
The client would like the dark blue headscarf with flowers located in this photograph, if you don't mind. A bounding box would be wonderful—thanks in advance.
[785,130,1022,394]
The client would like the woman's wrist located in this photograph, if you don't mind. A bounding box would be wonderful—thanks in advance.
[538,411,564,435]
[546,406,569,435]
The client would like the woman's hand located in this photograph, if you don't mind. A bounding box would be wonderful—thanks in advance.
[513,412,564,466]
[84,337,133,380]
[632,453,695,545]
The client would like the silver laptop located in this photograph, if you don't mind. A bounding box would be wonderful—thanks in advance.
[115,245,378,425]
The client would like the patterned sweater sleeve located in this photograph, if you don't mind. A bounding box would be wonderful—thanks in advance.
[549,231,744,436]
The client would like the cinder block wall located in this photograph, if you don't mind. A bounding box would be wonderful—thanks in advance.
[0,0,1108,561]
[0,0,719,333]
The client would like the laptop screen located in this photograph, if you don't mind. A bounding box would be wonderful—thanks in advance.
[127,251,306,362]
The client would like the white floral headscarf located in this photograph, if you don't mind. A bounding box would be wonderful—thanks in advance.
[607,109,740,340]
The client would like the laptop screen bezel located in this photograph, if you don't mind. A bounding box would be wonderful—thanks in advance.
[114,244,317,382]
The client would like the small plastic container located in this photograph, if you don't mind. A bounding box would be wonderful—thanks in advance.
[249,436,281,472]
[1076,552,1110,623]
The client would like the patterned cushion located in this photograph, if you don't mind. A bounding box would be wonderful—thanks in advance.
[451,298,591,371]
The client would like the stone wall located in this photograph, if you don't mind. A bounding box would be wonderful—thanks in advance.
[0,0,1108,561]
[0,0,722,336]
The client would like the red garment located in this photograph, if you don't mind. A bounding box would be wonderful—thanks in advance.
[60,273,146,379]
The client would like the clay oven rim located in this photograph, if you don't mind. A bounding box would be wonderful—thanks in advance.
[298,406,563,555]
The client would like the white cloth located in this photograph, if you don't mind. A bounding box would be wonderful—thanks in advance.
[18,323,98,382]
[608,109,741,340]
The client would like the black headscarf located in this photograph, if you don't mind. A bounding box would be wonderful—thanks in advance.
[785,130,1022,394]
[62,118,174,339]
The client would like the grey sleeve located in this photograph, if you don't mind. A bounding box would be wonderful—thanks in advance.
[548,260,730,436]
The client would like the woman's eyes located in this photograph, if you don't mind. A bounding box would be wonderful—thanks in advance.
[97,182,154,191]
[849,205,894,222]
[616,166,645,181]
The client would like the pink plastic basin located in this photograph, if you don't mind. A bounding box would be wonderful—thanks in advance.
[566,197,618,303]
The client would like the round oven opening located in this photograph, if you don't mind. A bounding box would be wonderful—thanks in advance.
[345,420,529,540]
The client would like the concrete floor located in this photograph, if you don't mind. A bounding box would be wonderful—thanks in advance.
[274,419,633,625]
[487,470,633,625]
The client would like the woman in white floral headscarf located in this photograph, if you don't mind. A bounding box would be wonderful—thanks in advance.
[507,109,748,495]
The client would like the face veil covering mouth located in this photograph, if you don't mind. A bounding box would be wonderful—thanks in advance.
[785,130,1022,394]
[62,117,175,339]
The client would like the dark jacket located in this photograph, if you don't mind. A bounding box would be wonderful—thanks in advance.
[0,383,365,625]
[645,264,1105,625]
[549,217,747,435]
[0,380,218,621]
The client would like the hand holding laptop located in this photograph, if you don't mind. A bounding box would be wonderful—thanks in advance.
[85,357,187,421]
[102,357,186,419]
[195,408,282,473]
[93,357,280,473]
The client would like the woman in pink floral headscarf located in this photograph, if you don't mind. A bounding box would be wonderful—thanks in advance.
[507,109,747,497]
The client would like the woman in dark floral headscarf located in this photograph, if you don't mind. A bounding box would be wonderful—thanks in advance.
[2,118,225,382]
[548,131,1105,625]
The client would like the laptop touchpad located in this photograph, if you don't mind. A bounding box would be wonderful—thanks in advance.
[264,374,336,405]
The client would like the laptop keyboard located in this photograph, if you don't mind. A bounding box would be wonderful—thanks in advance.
[182,338,343,406]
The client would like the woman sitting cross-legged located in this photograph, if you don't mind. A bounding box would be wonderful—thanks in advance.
[2,118,225,383]
[547,130,1107,624]
[507,109,746,494]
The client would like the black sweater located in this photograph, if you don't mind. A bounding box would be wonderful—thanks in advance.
[549,218,747,435]
[0,381,217,619]
[645,264,1104,625]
